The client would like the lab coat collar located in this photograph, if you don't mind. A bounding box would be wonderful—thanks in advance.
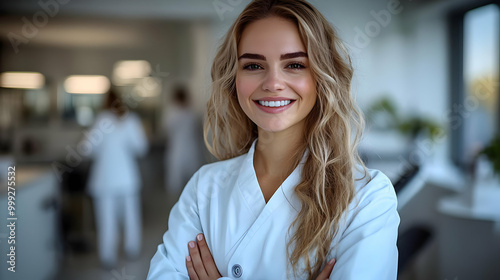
[236,139,306,217]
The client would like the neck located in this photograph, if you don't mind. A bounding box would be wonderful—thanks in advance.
[254,125,306,179]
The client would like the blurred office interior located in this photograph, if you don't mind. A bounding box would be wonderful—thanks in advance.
[0,0,499,279]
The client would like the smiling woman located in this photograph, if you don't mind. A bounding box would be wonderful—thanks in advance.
[147,1,399,279]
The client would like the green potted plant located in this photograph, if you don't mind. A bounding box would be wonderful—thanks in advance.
[481,135,500,176]
[471,135,500,213]
[366,96,443,142]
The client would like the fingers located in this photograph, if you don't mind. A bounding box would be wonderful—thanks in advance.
[187,240,208,279]
[186,255,199,280]
[316,258,336,280]
[196,234,221,278]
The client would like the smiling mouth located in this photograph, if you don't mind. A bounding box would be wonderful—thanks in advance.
[256,100,294,107]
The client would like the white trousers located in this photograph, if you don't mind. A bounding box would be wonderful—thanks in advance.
[93,194,142,266]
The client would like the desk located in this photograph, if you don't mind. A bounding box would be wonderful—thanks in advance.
[438,193,500,223]
[0,165,59,280]
[392,159,466,210]
[437,186,500,280]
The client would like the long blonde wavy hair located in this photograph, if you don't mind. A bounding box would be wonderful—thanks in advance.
[204,0,367,278]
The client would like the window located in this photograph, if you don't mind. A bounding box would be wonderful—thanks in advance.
[450,3,499,167]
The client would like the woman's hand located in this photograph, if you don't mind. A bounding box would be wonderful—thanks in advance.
[185,232,334,280]
[186,233,222,280]
[316,258,336,280]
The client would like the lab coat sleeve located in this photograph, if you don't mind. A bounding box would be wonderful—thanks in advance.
[329,173,400,280]
[147,171,203,279]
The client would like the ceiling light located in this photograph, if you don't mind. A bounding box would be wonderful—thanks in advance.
[0,72,45,89]
[112,60,151,86]
[64,75,110,94]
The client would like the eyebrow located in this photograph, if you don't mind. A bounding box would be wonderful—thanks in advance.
[238,51,308,61]
[238,53,265,60]
[281,52,308,60]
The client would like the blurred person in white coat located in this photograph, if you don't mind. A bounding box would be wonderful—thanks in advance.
[163,86,204,194]
[86,89,148,268]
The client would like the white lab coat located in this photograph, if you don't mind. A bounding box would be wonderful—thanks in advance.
[147,140,399,279]
[163,106,204,192]
[87,111,148,196]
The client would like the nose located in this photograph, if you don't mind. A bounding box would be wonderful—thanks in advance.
[262,68,285,92]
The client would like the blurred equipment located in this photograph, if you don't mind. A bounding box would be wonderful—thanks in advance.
[397,226,432,274]
[60,161,94,254]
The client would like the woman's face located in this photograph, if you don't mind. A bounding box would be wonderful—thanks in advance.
[236,16,316,134]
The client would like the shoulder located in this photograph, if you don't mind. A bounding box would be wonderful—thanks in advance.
[123,112,141,123]
[334,166,399,247]
[196,153,247,180]
[351,166,397,211]
[119,112,144,130]
[182,153,247,202]
[330,167,400,278]
[95,110,116,122]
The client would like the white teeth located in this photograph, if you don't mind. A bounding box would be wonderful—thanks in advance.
[258,100,292,107]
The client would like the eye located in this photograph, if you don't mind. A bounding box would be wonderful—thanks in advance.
[286,63,306,69]
[243,63,264,70]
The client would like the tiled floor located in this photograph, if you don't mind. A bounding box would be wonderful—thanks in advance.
[55,153,183,280]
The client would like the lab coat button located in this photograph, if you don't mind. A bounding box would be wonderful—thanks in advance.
[232,264,243,278]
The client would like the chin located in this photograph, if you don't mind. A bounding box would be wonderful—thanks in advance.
[256,122,290,133]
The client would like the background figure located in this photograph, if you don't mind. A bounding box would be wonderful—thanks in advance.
[163,85,204,194]
[86,90,148,269]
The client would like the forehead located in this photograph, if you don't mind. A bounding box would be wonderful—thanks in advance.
[238,16,306,56]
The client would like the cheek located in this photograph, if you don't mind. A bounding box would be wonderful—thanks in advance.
[235,78,251,119]
[236,75,258,100]
[291,76,317,105]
